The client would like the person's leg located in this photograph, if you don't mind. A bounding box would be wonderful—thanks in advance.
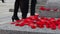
[12,0,20,22]
[20,0,29,19]
[13,0,20,16]
[30,0,37,16]
[2,0,4,3]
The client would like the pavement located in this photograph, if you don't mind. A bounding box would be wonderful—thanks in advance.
[0,0,15,24]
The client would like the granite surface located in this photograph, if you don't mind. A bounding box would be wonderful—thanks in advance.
[0,23,60,34]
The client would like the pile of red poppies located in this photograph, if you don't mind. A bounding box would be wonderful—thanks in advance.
[11,14,60,30]
[39,6,59,12]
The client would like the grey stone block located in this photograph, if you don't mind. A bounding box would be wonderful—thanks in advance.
[0,23,60,34]
[0,30,54,34]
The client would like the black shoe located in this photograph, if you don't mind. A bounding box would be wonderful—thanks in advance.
[12,16,19,22]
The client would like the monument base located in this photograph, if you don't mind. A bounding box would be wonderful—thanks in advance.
[0,23,60,34]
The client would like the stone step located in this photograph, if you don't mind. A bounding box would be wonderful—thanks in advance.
[0,30,53,34]
[0,23,60,34]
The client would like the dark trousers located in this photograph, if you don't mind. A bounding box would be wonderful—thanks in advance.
[2,0,4,3]
[30,0,37,16]
[13,0,22,16]
[13,0,37,19]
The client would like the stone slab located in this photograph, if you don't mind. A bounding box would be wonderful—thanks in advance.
[0,23,60,34]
